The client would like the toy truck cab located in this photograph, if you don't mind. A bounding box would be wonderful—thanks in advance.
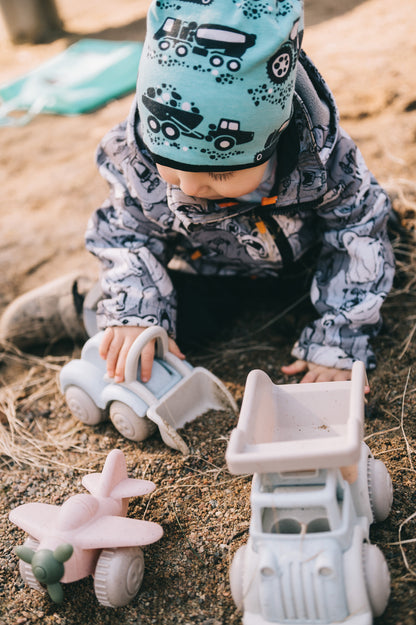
[207,118,254,151]
[226,363,392,625]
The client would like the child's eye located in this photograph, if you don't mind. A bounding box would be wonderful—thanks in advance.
[208,172,234,182]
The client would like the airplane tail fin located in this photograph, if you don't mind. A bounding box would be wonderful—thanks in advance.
[82,449,156,501]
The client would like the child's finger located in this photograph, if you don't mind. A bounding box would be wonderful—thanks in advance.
[104,332,127,379]
[168,338,186,359]
[299,368,321,384]
[281,359,308,375]
[99,327,114,359]
[114,338,136,383]
[139,341,155,382]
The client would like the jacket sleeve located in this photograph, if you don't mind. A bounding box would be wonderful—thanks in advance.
[85,128,178,336]
[291,127,395,370]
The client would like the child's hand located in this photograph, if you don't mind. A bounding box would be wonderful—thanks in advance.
[281,359,370,393]
[99,326,185,383]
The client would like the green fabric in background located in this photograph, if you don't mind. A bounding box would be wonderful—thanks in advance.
[0,38,143,125]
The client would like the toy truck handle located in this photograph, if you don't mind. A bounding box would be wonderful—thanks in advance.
[124,326,170,384]
[124,326,191,387]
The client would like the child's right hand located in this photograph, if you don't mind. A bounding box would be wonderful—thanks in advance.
[99,326,185,384]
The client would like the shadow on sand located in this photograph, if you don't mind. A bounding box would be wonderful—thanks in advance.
[23,0,370,46]
[304,0,368,26]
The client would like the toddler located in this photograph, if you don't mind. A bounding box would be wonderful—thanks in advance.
[1,0,395,388]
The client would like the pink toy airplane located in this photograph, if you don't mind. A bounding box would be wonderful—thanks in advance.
[9,449,163,607]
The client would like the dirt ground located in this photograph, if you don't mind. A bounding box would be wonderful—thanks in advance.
[0,0,416,623]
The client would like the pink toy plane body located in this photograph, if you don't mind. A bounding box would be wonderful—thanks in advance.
[9,450,163,606]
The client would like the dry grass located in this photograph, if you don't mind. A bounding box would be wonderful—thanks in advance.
[0,343,97,471]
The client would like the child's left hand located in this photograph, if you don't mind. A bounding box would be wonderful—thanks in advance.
[281,359,370,393]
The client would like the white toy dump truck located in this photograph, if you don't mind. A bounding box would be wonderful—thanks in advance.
[226,362,393,625]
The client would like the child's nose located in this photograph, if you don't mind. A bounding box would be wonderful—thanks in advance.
[178,173,205,197]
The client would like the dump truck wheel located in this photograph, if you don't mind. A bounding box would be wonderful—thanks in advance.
[367,457,393,522]
[148,116,160,133]
[162,122,180,140]
[229,544,246,611]
[363,542,390,617]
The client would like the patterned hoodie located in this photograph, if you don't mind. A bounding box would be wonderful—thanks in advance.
[85,51,395,371]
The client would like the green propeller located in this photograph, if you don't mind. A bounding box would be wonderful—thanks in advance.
[16,543,74,604]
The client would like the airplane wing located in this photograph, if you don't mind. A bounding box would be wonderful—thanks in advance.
[110,478,156,499]
[81,472,102,495]
[75,515,163,549]
[82,474,156,499]
[9,503,60,539]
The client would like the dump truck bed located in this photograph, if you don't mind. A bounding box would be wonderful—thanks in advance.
[226,361,366,474]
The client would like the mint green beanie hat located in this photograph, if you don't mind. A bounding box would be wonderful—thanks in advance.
[137,0,303,171]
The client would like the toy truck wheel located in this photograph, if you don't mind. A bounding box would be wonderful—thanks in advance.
[109,401,157,442]
[229,544,246,611]
[162,122,180,140]
[64,386,104,425]
[19,536,45,593]
[227,59,241,72]
[176,44,188,57]
[267,44,293,83]
[363,542,390,617]
[368,457,393,522]
[148,115,160,133]
[210,55,223,68]
[214,136,236,151]
[94,546,145,607]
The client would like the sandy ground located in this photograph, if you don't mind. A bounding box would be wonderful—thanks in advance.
[0,1,416,624]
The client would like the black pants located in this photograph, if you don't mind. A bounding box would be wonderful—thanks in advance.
[171,258,315,350]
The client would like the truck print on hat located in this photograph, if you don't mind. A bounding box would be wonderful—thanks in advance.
[137,0,303,171]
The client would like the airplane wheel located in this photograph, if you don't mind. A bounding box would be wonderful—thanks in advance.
[65,386,104,425]
[363,543,390,617]
[109,401,156,442]
[229,544,246,611]
[94,547,145,607]
[19,536,45,593]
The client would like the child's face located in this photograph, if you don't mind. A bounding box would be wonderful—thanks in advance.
[157,162,269,200]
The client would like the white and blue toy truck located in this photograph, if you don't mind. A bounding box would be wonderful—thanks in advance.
[226,362,392,625]
[60,326,237,455]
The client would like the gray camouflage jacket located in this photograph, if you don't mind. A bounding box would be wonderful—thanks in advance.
[86,52,395,370]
